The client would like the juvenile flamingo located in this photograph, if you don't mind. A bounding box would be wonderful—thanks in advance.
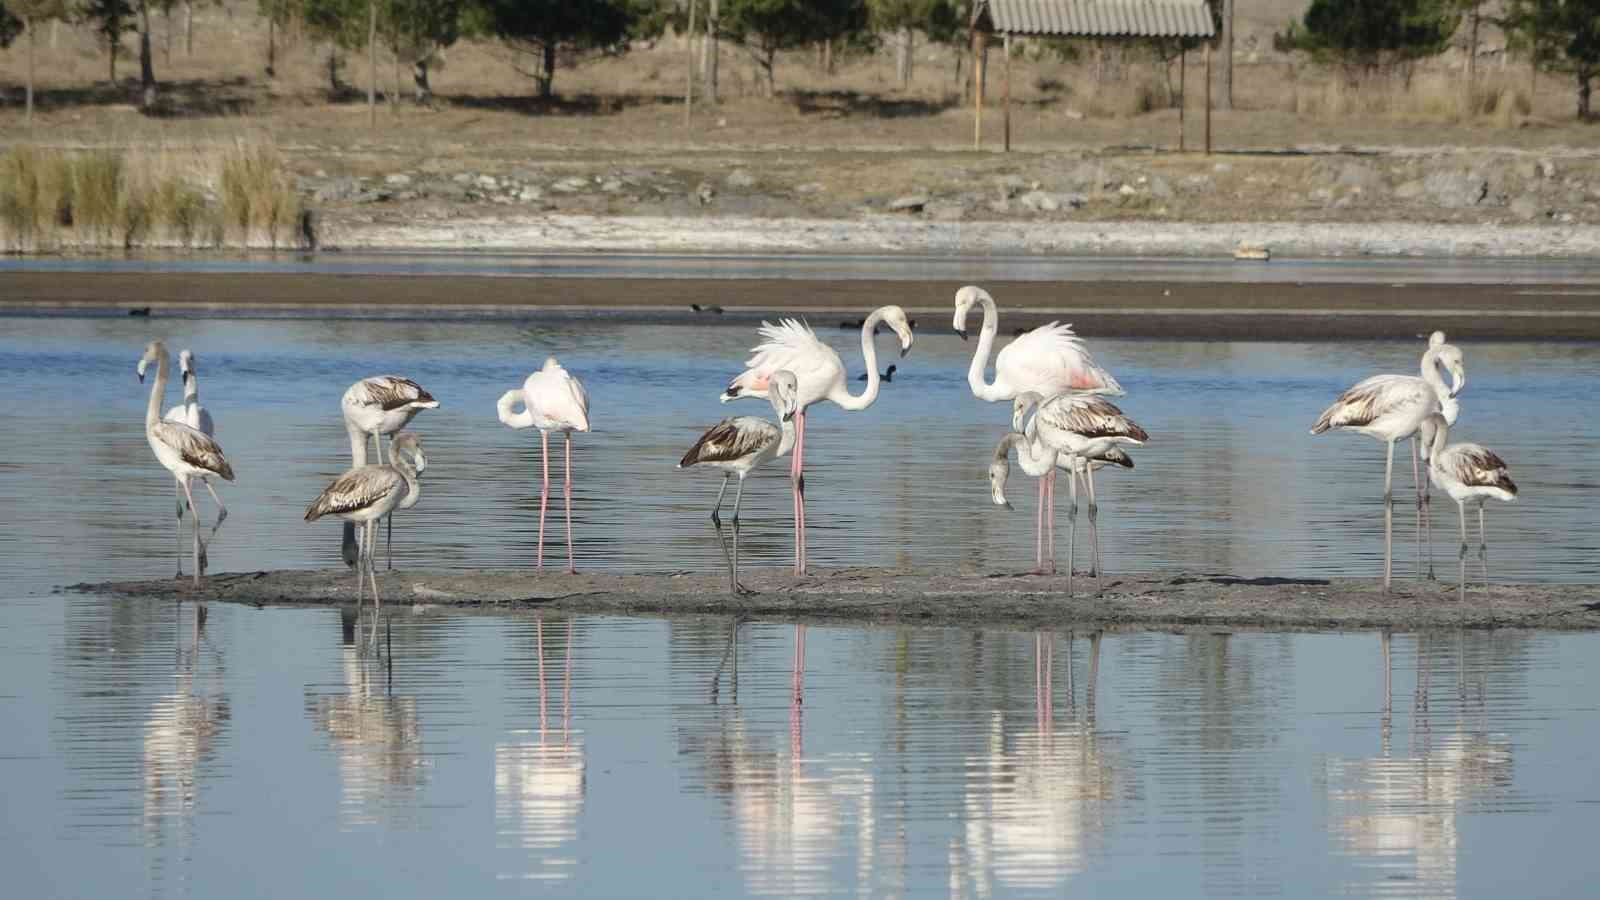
[137,341,234,589]
[1311,338,1465,590]
[498,358,591,573]
[162,350,217,578]
[678,371,800,594]
[341,375,439,568]
[1422,412,1518,602]
[305,433,427,615]
[720,307,914,576]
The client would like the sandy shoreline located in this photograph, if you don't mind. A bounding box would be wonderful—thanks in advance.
[68,568,1600,632]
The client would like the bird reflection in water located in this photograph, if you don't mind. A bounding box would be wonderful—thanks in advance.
[955,631,1121,895]
[143,604,230,849]
[1323,632,1514,896]
[495,614,585,882]
[304,609,424,827]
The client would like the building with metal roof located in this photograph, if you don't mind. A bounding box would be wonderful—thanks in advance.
[972,0,1216,40]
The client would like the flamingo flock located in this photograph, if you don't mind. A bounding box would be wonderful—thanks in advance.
[134,287,1523,609]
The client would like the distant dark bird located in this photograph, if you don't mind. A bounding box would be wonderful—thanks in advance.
[839,318,864,330]
[129,307,152,317]
[692,303,724,315]
[856,364,896,383]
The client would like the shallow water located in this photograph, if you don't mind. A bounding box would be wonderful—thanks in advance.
[0,316,1595,583]
[4,310,1600,897]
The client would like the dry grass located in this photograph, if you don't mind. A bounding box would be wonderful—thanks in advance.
[0,140,302,251]
[1289,72,1533,126]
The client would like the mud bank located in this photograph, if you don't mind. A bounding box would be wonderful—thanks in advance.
[69,568,1600,632]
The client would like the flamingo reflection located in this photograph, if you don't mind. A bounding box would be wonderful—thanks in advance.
[495,614,585,882]
[142,606,230,848]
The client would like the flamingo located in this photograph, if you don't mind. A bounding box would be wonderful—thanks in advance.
[1012,392,1149,592]
[161,350,217,578]
[497,357,591,573]
[305,432,427,616]
[1416,331,1463,578]
[719,307,915,576]
[1311,337,1465,590]
[341,375,439,569]
[679,371,801,594]
[952,285,1123,403]
[991,433,1134,575]
[137,341,235,589]
[1421,412,1518,602]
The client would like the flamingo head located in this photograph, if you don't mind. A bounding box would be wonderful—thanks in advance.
[1010,392,1044,433]
[951,285,990,340]
[392,432,427,475]
[768,369,800,422]
[136,340,166,383]
[177,349,196,380]
[988,450,1013,510]
[1429,330,1447,348]
[878,305,915,357]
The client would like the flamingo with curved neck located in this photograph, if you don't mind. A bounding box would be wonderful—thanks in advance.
[952,285,1123,404]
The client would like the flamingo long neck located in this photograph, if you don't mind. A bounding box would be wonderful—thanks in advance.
[391,454,419,507]
[1428,416,1450,463]
[144,348,169,432]
[965,292,1006,402]
[496,389,537,429]
[347,418,369,467]
[182,368,201,419]
[1020,416,1058,475]
[1419,346,1449,397]
[830,308,890,411]
[775,417,798,458]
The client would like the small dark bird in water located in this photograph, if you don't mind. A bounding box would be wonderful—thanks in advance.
[691,303,724,315]
[839,318,864,329]
[129,307,152,317]
[857,364,896,383]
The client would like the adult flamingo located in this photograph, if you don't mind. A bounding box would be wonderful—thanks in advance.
[1013,392,1149,593]
[952,286,1123,403]
[162,350,217,578]
[679,371,800,594]
[1421,412,1518,602]
[341,375,439,568]
[1311,337,1465,590]
[497,357,591,573]
[719,307,915,576]
[137,341,235,589]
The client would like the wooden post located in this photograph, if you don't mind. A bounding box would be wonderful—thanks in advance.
[1003,33,1012,152]
[1178,50,1185,151]
[973,29,986,150]
[685,0,697,128]
[367,0,377,128]
[1204,41,1212,155]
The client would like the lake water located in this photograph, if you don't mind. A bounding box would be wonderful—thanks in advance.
[3,311,1600,897]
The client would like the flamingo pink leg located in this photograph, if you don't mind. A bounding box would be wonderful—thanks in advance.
[538,430,550,570]
[792,410,808,576]
[564,432,575,574]
[1046,469,1057,574]
[790,412,801,574]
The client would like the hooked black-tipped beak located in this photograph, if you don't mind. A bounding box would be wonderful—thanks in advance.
[782,410,795,422]
[955,329,969,341]
[137,371,146,384]
[899,345,909,358]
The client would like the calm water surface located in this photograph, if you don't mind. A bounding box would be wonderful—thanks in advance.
[3,313,1600,898]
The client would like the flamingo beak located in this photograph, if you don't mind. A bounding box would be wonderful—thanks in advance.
[954,328,969,341]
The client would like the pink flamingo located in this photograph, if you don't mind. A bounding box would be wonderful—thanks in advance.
[720,307,915,576]
[497,357,591,573]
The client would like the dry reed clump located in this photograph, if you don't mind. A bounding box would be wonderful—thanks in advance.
[1291,72,1532,125]
[0,141,304,252]
[1082,77,1170,118]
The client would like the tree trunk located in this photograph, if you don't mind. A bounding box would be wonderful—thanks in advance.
[1465,8,1479,106]
[328,50,340,94]
[413,59,431,104]
[366,0,377,127]
[762,47,776,97]
[823,38,832,76]
[138,0,157,110]
[391,29,401,111]
[896,27,912,88]
[703,0,718,103]
[267,15,276,77]
[538,42,556,98]
[1580,73,1592,120]
[24,16,34,124]
[163,7,172,63]
[185,2,193,56]
[1221,0,1233,109]
[684,0,696,126]
[110,40,116,85]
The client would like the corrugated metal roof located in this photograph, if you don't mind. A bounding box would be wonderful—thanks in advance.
[975,0,1216,39]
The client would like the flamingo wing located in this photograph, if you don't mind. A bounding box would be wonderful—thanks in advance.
[151,421,235,480]
[678,417,780,467]
[304,466,403,521]
[996,322,1125,396]
[1438,444,1518,496]
[1311,375,1429,434]
[722,319,840,400]
[527,364,590,431]
[352,375,438,411]
[1039,395,1149,443]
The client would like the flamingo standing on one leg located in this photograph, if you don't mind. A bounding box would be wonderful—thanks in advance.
[341,375,439,569]
[678,371,800,594]
[137,341,235,590]
[1421,412,1518,602]
[498,358,591,574]
[305,433,427,617]
[1311,338,1465,591]
[1012,392,1149,593]
[719,306,915,576]
[162,350,218,578]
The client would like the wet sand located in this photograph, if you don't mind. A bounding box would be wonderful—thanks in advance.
[69,568,1600,632]
[8,270,1600,339]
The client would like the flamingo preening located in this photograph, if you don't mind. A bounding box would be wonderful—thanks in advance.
[1311,337,1465,590]
[990,433,1134,576]
[341,375,439,569]
[497,358,591,573]
[679,371,801,594]
[137,341,235,589]
[305,432,428,616]
[1416,332,1463,578]
[1009,392,1148,593]
[1422,412,1518,602]
[162,350,218,578]
[952,286,1123,402]
[720,307,915,576]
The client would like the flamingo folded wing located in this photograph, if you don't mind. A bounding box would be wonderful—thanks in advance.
[998,322,1125,396]
[304,467,404,521]
[1311,375,1428,434]
[150,421,235,481]
[679,417,779,467]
